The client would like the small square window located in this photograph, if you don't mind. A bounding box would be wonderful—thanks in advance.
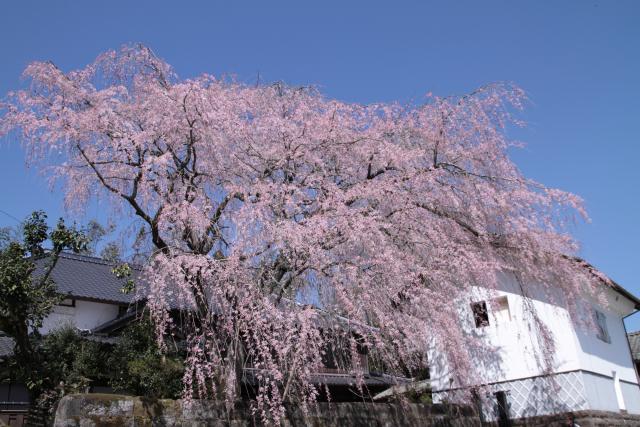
[492,296,511,323]
[594,309,610,343]
[59,298,75,307]
[471,301,489,328]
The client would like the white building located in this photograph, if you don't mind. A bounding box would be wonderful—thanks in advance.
[35,252,133,334]
[429,266,640,421]
[3,252,639,422]
[0,252,134,420]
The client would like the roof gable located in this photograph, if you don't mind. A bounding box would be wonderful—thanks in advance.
[34,252,137,305]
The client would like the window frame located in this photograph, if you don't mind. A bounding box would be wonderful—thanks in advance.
[492,295,511,323]
[594,309,611,344]
[58,298,76,307]
[471,300,490,328]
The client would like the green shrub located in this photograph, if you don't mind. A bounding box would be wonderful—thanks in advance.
[107,318,184,399]
[3,319,185,402]
[40,326,110,393]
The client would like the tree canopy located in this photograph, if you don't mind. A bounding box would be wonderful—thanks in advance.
[0,44,595,420]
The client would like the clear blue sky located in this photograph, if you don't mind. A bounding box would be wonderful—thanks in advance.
[1,1,639,329]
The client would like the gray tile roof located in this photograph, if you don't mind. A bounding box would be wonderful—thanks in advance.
[629,332,640,361]
[0,253,140,357]
[34,252,138,305]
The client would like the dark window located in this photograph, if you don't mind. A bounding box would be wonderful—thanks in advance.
[594,309,611,343]
[59,298,75,307]
[471,301,489,328]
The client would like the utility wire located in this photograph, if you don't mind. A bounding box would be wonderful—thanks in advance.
[0,209,21,223]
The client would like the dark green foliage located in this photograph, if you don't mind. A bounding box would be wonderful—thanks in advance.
[3,320,184,418]
[38,320,184,399]
[0,241,56,333]
[0,211,87,398]
[112,263,135,294]
[39,327,111,393]
[108,319,183,399]
[0,211,181,420]
[22,212,50,257]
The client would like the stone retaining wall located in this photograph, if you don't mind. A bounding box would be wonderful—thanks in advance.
[53,394,481,426]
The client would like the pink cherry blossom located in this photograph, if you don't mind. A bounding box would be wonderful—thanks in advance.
[0,44,597,421]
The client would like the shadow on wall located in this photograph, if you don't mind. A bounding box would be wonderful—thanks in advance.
[574,312,632,371]
[427,334,505,396]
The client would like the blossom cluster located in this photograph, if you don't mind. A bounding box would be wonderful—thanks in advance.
[0,44,594,421]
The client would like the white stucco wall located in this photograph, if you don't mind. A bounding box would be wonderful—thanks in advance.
[573,289,638,384]
[620,380,640,414]
[581,371,623,413]
[430,275,579,390]
[429,272,640,415]
[40,299,121,334]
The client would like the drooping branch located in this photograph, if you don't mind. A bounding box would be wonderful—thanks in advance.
[0,45,589,422]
